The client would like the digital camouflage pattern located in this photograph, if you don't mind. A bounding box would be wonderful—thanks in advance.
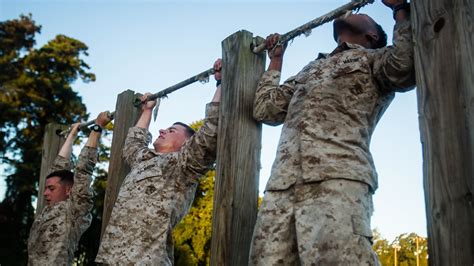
[251,20,415,265]
[96,103,219,265]
[27,147,96,265]
[250,180,378,265]
[253,20,415,192]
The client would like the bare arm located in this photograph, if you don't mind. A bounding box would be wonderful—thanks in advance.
[266,33,287,72]
[58,123,80,159]
[211,58,222,103]
[136,93,158,129]
[49,123,80,172]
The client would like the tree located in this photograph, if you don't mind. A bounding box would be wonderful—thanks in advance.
[0,14,94,265]
[373,231,428,266]
[373,229,393,265]
[393,233,428,266]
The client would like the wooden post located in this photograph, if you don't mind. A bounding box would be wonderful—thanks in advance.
[412,0,474,264]
[37,123,68,214]
[210,30,265,266]
[101,90,142,236]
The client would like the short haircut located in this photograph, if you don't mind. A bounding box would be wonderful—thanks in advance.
[173,122,195,138]
[46,170,74,186]
[372,21,387,49]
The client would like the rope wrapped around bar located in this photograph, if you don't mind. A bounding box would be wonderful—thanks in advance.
[57,67,215,137]
[251,0,375,53]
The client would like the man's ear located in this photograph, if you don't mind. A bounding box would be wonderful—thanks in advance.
[65,185,72,197]
[366,32,379,48]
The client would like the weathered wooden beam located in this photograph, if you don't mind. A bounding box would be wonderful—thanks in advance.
[412,0,474,264]
[101,90,142,237]
[37,123,68,214]
[210,30,265,266]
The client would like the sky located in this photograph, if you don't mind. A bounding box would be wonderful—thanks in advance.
[1,0,426,242]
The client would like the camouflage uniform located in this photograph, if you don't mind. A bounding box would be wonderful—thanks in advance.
[96,103,219,265]
[27,147,96,265]
[250,20,415,265]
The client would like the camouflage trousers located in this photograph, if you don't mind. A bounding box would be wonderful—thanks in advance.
[249,179,380,266]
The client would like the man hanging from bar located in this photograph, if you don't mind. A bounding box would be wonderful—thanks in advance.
[27,111,112,265]
[250,0,414,265]
[96,59,222,265]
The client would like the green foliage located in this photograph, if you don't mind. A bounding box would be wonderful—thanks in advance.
[373,230,428,266]
[0,14,94,265]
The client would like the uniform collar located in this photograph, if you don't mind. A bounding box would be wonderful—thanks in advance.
[317,42,366,59]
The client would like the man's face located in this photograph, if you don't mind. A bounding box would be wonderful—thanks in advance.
[153,124,188,153]
[333,14,378,48]
[44,176,71,206]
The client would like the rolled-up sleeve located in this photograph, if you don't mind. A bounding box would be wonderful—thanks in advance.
[253,70,295,126]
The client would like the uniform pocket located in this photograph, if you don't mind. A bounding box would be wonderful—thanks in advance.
[332,62,370,79]
[351,214,373,242]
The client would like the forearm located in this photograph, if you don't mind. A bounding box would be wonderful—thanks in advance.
[268,57,283,72]
[136,109,152,129]
[395,9,409,22]
[85,131,101,148]
[211,84,221,103]
[58,132,75,159]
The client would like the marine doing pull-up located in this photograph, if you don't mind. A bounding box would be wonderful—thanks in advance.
[96,59,222,265]
[250,0,414,264]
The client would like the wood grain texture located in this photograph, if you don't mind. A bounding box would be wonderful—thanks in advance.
[37,123,68,215]
[412,0,474,264]
[100,90,142,237]
[210,31,265,266]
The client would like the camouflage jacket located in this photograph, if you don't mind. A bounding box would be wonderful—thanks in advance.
[254,20,415,192]
[96,102,219,265]
[27,147,96,265]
